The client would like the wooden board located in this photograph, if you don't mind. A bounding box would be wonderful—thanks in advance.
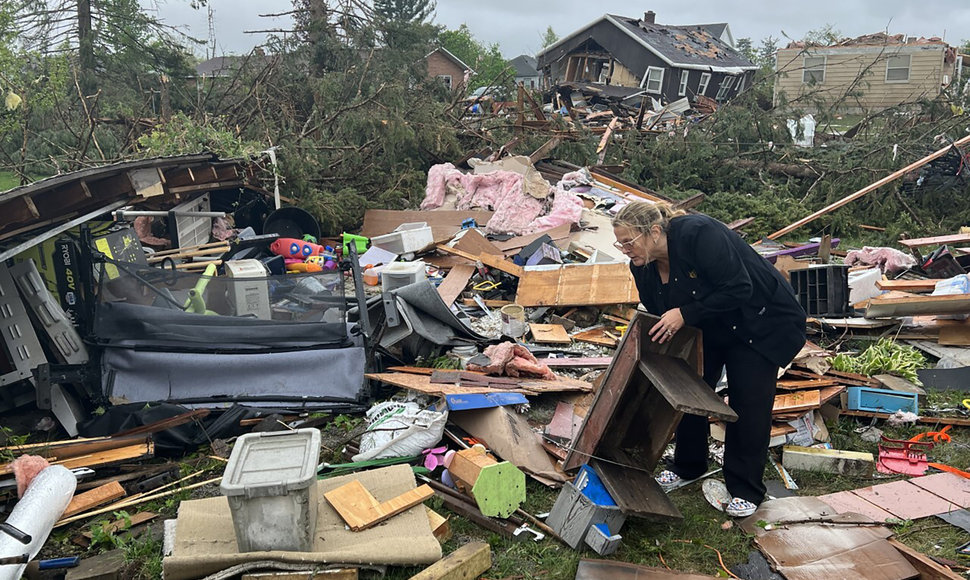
[876,279,938,293]
[866,294,970,318]
[324,480,434,531]
[435,263,474,307]
[493,224,572,254]
[435,244,524,277]
[772,390,822,414]
[888,539,964,580]
[515,263,639,307]
[63,481,127,518]
[529,323,572,344]
[571,326,618,347]
[777,379,840,390]
[361,209,493,240]
[408,541,490,580]
[452,229,504,257]
[898,233,970,248]
[638,356,737,421]
[541,357,613,368]
[591,458,682,522]
[365,372,592,396]
[0,442,155,477]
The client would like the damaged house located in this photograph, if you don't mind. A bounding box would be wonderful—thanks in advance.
[774,32,965,114]
[536,10,756,105]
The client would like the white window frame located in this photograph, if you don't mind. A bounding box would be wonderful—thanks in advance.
[803,56,825,84]
[715,76,735,100]
[436,74,452,90]
[736,74,744,93]
[886,54,911,83]
[643,66,665,94]
[678,70,689,96]
[697,72,711,96]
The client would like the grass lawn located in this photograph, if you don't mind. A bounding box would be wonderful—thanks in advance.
[0,170,21,191]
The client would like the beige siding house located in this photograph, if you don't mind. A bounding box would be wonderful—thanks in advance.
[774,33,961,114]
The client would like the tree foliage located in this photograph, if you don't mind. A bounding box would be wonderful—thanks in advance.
[540,26,558,48]
[438,24,510,90]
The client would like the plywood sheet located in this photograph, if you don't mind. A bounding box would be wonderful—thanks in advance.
[852,479,960,520]
[529,323,572,344]
[772,390,821,414]
[452,229,503,257]
[515,263,639,307]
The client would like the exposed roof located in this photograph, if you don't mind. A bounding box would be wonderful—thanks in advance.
[510,55,538,77]
[0,153,259,248]
[426,47,475,74]
[784,32,948,49]
[607,14,755,71]
[537,13,756,73]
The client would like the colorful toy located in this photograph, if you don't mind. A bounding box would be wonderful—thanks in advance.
[270,237,326,259]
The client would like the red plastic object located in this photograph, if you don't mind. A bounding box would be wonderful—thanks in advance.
[877,436,934,476]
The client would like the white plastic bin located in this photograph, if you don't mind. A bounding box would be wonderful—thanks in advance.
[224,259,271,319]
[370,222,433,254]
[220,428,321,552]
[381,261,427,293]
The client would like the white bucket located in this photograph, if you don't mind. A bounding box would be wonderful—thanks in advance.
[500,304,527,337]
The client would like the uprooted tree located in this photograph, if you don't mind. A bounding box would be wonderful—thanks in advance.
[1,1,969,242]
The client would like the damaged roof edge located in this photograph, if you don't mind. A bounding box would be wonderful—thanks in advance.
[0,152,223,201]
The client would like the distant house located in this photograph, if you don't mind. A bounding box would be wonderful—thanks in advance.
[510,55,540,89]
[535,11,756,105]
[425,47,474,92]
[774,33,963,114]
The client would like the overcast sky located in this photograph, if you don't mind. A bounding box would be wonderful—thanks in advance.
[144,0,970,59]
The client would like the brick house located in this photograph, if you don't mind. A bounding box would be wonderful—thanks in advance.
[425,47,475,93]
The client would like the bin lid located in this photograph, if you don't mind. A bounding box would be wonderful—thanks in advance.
[220,428,321,498]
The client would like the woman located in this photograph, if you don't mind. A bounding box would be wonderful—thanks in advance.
[612,201,806,517]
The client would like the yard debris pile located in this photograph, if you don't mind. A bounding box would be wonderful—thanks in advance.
[4,124,970,580]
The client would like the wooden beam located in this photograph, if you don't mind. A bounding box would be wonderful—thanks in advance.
[408,541,491,580]
[769,134,970,239]
[876,279,937,293]
[888,539,964,580]
[435,244,524,277]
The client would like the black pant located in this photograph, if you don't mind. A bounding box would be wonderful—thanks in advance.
[670,338,778,504]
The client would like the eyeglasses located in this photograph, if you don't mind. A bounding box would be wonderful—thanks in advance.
[613,232,643,250]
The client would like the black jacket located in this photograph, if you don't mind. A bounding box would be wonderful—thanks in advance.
[630,214,807,368]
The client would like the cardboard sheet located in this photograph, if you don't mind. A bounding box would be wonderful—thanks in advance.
[163,464,441,580]
[449,406,568,485]
[743,497,918,580]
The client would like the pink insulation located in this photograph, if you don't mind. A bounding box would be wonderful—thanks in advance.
[420,163,584,235]
[844,246,917,274]
[11,454,52,498]
[468,342,556,380]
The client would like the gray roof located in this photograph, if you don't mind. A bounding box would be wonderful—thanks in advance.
[538,14,755,73]
[607,14,753,70]
[510,55,538,77]
[195,56,240,76]
[427,47,475,73]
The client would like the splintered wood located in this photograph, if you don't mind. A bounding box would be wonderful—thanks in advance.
[324,480,433,531]
[515,263,639,307]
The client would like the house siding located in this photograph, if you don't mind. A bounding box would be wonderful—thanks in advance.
[426,51,466,92]
[539,19,752,104]
[774,44,949,113]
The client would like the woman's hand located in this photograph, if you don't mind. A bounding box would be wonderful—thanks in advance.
[649,308,685,343]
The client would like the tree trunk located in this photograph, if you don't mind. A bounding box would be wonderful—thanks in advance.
[77,0,95,95]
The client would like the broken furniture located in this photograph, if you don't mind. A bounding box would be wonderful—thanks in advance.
[789,265,850,317]
[220,429,321,552]
[877,436,933,476]
[564,312,737,521]
[324,479,433,531]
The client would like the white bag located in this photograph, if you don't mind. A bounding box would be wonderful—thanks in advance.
[352,401,448,462]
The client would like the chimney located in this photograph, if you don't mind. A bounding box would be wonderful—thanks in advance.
[643,11,656,24]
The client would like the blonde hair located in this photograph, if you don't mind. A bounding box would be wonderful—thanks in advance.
[612,201,686,234]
